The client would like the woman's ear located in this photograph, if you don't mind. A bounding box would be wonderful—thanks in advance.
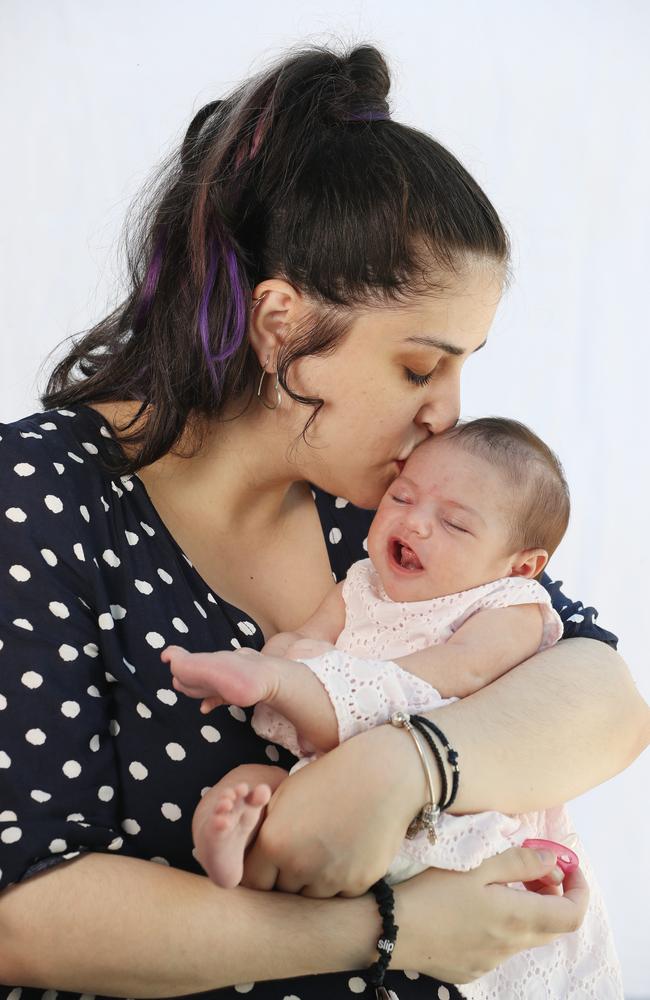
[249,279,305,372]
[509,548,549,579]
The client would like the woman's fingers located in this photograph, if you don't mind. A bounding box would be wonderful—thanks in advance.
[482,846,563,887]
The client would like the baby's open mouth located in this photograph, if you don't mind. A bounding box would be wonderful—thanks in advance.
[390,538,424,572]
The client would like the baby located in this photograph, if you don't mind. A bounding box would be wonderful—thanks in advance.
[163,417,623,998]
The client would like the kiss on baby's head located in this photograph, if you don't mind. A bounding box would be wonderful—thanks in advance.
[367,417,571,602]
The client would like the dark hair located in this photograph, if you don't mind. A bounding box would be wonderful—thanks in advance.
[40,41,511,476]
[441,417,570,565]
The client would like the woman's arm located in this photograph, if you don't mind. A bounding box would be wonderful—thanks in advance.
[240,639,648,897]
[0,828,586,992]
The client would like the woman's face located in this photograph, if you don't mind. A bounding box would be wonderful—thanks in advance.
[258,262,503,509]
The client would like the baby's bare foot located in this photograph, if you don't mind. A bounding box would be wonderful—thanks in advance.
[163,646,280,710]
[195,781,272,888]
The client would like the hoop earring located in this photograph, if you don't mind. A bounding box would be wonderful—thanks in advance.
[257,354,282,410]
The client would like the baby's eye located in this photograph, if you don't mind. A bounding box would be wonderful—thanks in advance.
[391,494,411,504]
[444,520,469,533]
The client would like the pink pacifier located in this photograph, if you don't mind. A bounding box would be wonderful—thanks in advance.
[522,838,579,875]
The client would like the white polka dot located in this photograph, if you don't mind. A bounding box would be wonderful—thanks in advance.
[61,701,80,718]
[21,431,42,439]
[0,810,17,821]
[14,462,35,477]
[105,671,117,684]
[157,568,173,584]
[437,988,450,1000]
[100,424,112,438]
[230,637,241,648]
[9,565,31,582]
[157,688,177,706]
[329,527,342,544]
[67,813,85,822]
[98,613,114,630]
[404,969,421,979]
[194,600,207,618]
[122,818,141,835]
[237,621,256,636]
[21,671,43,689]
[49,838,67,853]
[73,542,85,561]
[123,657,136,674]
[79,504,90,522]
[200,725,221,743]
[146,631,165,649]
[58,409,76,416]
[100,495,110,510]
[140,521,155,536]
[87,685,101,697]
[53,462,65,474]
[362,536,368,552]
[228,705,247,722]
[150,856,169,865]
[67,452,83,466]
[26,728,46,745]
[31,789,51,803]
[1,827,22,845]
[84,642,99,657]
[165,742,186,761]
[63,760,81,778]
[89,735,100,752]
[13,618,33,630]
[335,496,349,508]
[137,702,152,719]
[6,507,27,522]
[172,617,188,633]
[59,644,78,661]
[102,549,121,567]
[45,494,64,513]
[125,530,139,545]
[347,977,366,993]
[161,802,182,822]
[49,601,69,618]
[40,421,57,431]
[129,761,148,780]
[233,986,255,995]
[121,475,134,491]
[108,836,123,851]
[265,745,280,762]
[41,548,57,565]
[0,750,11,767]
[110,604,127,620]
[0,694,6,710]
[207,593,217,604]
[111,481,123,498]
[133,580,153,599]
[82,441,98,455]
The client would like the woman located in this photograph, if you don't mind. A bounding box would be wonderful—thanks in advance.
[0,42,646,998]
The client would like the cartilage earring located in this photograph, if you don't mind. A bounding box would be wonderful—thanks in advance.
[257,354,282,410]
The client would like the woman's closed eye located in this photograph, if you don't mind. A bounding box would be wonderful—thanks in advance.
[404,364,439,387]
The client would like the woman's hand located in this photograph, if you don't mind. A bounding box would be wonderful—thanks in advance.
[392,849,589,984]
[242,723,425,896]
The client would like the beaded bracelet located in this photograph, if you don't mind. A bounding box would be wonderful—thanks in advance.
[409,714,460,811]
[366,877,400,1000]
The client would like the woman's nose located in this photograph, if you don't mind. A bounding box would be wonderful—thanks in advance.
[415,377,461,436]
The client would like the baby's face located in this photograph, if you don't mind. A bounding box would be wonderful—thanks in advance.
[367,437,520,602]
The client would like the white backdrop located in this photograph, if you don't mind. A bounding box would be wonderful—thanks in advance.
[1,1,648,995]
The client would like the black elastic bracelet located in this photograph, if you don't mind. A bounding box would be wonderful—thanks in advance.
[366,877,399,999]
[410,714,460,811]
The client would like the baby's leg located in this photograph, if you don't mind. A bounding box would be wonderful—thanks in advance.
[193,763,288,888]
[164,645,339,752]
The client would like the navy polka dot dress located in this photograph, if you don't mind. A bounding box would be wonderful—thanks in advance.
[0,404,618,998]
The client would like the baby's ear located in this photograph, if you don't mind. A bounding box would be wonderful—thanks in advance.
[509,548,548,579]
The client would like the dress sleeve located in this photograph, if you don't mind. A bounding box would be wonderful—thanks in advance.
[538,571,619,650]
[0,426,127,890]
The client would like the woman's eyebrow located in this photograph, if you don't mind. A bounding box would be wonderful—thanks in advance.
[403,335,488,356]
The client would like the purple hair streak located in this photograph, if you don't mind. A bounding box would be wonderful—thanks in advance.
[198,238,248,391]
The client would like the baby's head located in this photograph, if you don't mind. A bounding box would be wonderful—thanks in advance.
[367,417,570,602]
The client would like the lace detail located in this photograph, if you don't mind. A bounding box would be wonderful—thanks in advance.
[334,559,563,660]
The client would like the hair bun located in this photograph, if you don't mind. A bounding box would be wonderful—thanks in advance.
[345,45,391,109]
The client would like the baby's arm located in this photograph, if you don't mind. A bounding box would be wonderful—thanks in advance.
[261,581,346,657]
[394,604,545,698]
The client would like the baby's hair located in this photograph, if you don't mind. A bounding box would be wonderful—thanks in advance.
[440,417,570,566]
